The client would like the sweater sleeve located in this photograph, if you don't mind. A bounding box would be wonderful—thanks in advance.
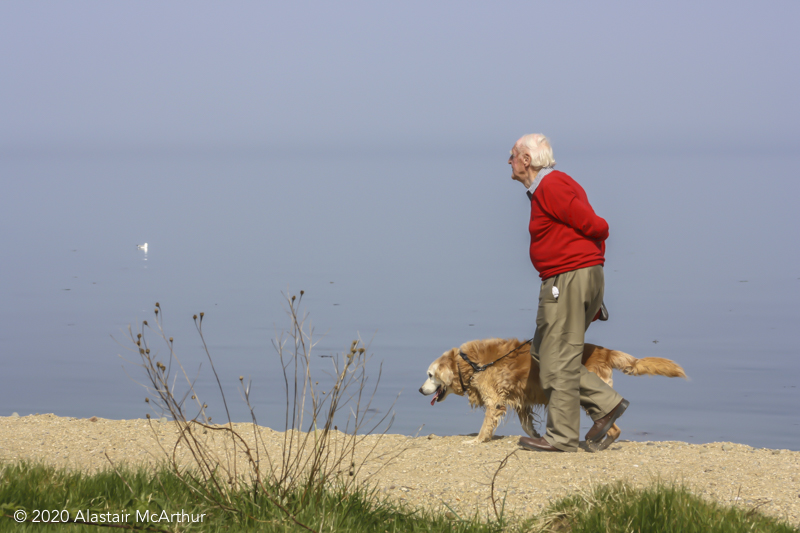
[538,176,609,241]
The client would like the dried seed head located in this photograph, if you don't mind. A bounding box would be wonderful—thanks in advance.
[145,348,150,354]
[200,312,204,318]
[191,395,196,400]
[155,302,160,307]
[193,315,197,320]
[146,413,151,419]
[358,348,365,354]
[139,348,145,354]
[154,309,158,315]
[137,333,142,339]
[239,376,243,381]
[300,290,304,296]
[143,320,148,326]
[208,417,212,422]
[169,337,173,343]
[203,404,208,408]
[291,295,296,302]
[145,397,149,403]
[136,341,141,346]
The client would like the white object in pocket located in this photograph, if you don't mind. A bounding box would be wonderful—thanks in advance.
[552,286,559,299]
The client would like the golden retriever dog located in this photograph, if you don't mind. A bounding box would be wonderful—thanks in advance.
[419,338,686,450]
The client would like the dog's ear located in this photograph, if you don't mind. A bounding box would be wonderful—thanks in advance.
[437,349,458,386]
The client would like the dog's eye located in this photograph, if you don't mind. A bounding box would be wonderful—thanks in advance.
[427,372,432,378]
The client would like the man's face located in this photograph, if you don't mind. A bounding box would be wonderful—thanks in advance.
[508,144,529,182]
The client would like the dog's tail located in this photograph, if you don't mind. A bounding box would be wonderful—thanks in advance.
[608,350,687,379]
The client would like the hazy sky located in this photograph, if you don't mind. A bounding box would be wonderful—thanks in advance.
[2,1,798,153]
[2,2,800,447]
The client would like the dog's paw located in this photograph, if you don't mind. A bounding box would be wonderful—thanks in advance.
[621,366,636,376]
[464,437,488,445]
[585,440,603,453]
[587,434,618,452]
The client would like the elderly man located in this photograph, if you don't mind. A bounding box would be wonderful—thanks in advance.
[509,134,628,452]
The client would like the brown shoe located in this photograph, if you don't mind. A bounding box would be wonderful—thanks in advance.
[585,399,629,443]
[518,436,563,452]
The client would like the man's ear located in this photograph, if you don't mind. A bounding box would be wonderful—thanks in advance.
[522,153,531,167]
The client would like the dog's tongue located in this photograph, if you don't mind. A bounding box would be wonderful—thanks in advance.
[430,389,440,406]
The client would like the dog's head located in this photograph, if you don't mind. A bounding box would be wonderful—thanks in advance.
[419,348,462,405]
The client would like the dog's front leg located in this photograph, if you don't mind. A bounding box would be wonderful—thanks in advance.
[467,404,506,444]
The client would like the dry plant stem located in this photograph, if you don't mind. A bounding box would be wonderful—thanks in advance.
[266,294,406,509]
[193,314,239,485]
[490,450,518,521]
[124,310,309,529]
[120,293,404,533]
[143,418,234,512]
[103,451,135,495]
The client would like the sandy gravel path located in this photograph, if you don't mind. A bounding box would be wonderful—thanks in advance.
[1,414,798,527]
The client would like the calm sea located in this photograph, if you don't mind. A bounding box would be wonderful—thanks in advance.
[2,146,798,451]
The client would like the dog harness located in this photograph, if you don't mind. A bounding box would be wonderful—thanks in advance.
[455,302,608,390]
[456,338,534,391]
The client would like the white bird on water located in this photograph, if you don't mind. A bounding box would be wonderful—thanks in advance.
[137,243,148,252]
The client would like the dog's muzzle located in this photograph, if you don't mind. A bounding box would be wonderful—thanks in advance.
[427,385,446,406]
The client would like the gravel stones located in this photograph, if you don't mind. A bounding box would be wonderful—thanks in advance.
[1,414,798,527]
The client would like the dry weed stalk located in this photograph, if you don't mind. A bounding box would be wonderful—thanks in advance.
[118,292,401,530]
[268,292,399,499]
[489,449,519,522]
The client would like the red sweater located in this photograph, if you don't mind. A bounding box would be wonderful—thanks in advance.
[528,170,608,280]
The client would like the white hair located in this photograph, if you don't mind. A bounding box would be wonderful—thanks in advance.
[516,134,555,169]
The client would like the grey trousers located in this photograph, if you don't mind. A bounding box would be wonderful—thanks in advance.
[530,265,622,452]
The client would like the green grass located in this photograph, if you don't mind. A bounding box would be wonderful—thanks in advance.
[525,482,799,533]
[1,462,797,532]
[0,462,498,532]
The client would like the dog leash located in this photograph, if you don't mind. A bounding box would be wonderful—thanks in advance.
[456,337,536,393]
[458,337,534,374]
